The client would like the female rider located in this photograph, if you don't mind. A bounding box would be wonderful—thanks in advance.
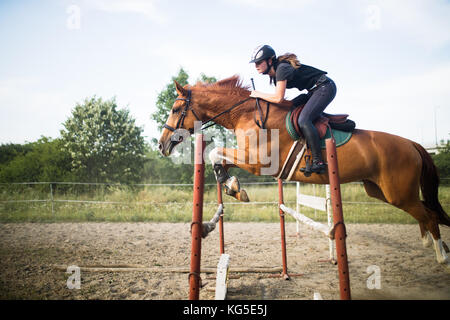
[249,44,336,175]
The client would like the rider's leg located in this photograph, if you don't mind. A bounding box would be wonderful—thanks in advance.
[298,79,337,174]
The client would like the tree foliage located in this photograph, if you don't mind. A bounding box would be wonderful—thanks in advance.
[433,139,450,183]
[151,68,190,132]
[60,96,146,183]
[0,137,73,182]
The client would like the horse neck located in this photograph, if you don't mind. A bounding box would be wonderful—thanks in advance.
[195,90,252,130]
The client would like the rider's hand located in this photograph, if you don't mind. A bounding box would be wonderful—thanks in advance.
[250,90,260,98]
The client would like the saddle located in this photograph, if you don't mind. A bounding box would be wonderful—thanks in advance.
[286,105,356,141]
[277,106,356,180]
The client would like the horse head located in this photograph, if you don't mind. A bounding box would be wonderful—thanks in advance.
[158,81,202,156]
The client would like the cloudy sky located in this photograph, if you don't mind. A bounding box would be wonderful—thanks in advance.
[1,0,449,147]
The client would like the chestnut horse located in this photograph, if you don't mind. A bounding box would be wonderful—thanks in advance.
[158,75,450,268]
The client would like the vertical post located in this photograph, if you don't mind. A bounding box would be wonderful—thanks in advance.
[326,138,351,300]
[325,185,336,264]
[217,181,225,255]
[49,183,54,219]
[277,179,290,280]
[189,134,205,300]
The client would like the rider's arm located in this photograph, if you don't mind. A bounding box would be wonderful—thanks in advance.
[250,80,287,104]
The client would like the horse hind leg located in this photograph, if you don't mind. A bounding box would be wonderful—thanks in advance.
[364,179,449,267]
[363,179,431,247]
[420,205,450,260]
[419,222,432,248]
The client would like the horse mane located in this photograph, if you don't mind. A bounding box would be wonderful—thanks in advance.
[195,75,250,96]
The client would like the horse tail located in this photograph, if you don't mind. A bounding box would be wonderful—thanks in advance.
[412,141,450,227]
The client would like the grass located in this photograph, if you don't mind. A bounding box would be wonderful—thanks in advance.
[0,182,449,224]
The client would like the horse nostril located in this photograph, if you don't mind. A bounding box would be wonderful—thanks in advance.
[158,143,163,151]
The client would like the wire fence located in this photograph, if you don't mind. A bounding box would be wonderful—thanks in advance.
[0,180,449,223]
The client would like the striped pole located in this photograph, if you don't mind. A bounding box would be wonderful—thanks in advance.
[189,133,205,300]
[326,138,351,300]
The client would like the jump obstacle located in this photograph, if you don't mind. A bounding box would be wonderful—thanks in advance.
[290,182,337,264]
[189,134,351,300]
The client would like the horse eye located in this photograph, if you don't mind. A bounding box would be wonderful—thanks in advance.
[172,107,180,114]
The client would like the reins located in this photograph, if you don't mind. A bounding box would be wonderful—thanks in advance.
[163,89,255,133]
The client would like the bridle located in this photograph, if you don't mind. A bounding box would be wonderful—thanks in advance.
[163,90,200,134]
[163,89,253,134]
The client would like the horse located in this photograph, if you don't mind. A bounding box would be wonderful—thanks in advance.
[157,75,450,269]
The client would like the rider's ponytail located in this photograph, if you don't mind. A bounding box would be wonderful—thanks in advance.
[278,53,301,69]
[270,53,301,86]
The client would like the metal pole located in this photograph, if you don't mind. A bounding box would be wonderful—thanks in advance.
[278,179,290,280]
[326,138,351,300]
[189,134,205,300]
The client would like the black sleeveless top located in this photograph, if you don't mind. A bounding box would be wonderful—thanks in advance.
[274,61,327,91]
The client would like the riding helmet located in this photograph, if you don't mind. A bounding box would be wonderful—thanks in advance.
[249,45,276,64]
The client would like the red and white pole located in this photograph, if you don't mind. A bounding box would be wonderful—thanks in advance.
[189,133,205,300]
[326,138,351,300]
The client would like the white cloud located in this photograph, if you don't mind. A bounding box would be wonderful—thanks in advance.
[86,0,166,24]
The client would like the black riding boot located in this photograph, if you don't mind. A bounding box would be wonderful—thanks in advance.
[300,123,326,175]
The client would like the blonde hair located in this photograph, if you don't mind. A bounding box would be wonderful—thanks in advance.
[270,53,302,85]
[277,53,301,69]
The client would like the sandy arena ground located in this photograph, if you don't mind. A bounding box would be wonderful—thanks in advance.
[0,222,449,300]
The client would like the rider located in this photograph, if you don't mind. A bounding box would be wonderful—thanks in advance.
[249,44,337,175]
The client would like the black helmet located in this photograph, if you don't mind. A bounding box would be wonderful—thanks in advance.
[249,45,276,64]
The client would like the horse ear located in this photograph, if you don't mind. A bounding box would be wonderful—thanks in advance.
[174,81,187,96]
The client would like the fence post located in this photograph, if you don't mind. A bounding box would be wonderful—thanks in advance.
[49,183,54,219]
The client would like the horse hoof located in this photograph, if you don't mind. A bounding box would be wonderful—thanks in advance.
[225,176,240,193]
[225,188,236,196]
[236,189,250,202]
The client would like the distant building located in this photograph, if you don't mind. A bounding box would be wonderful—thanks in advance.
[425,146,442,155]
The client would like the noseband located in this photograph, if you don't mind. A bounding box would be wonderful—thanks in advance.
[163,89,252,134]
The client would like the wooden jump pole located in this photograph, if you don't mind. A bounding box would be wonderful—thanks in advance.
[189,133,205,300]
[326,137,351,300]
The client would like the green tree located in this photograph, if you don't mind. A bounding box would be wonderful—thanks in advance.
[433,139,450,183]
[0,143,33,165]
[0,137,73,182]
[60,96,146,183]
[151,68,190,132]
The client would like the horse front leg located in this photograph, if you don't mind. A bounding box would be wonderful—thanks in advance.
[209,147,257,202]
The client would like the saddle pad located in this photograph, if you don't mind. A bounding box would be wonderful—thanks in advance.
[319,127,352,149]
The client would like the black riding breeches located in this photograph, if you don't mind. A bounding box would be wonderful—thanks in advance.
[296,78,337,160]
